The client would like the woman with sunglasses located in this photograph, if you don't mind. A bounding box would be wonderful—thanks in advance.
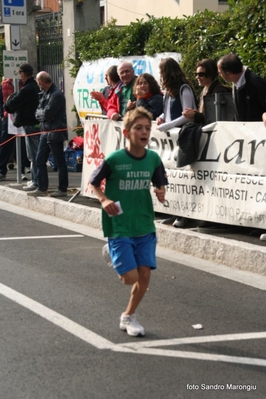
[184,59,232,232]
[183,59,231,124]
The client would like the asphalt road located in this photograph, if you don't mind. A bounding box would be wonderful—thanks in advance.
[0,206,266,399]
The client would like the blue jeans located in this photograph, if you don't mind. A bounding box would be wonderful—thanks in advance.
[24,125,40,185]
[36,134,68,192]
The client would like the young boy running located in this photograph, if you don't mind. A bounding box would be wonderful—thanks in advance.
[89,107,168,336]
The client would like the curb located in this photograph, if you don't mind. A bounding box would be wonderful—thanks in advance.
[1,185,266,276]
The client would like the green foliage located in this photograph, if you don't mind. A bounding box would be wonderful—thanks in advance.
[72,18,154,63]
[174,10,238,92]
[69,0,265,83]
[144,16,186,55]
[227,0,266,77]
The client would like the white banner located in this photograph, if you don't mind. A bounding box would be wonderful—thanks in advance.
[73,53,181,123]
[81,119,266,229]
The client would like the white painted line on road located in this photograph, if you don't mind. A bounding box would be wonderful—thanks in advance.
[0,282,115,350]
[0,234,84,241]
[0,200,105,241]
[120,331,266,349]
[114,347,266,367]
[0,281,265,367]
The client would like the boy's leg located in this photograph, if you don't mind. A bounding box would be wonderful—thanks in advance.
[122,266,151,315]
[108,234,156,336]
[119,266,150,336]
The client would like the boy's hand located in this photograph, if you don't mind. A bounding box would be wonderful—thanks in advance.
[154,187,166,203]
[102,198,120,216]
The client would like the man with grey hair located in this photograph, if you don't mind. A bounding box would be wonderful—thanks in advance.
[28,71,68,197]
[106,61,136,120]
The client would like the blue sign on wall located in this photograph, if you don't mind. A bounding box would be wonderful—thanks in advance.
[4,0,24,6]
[1,0,27,24]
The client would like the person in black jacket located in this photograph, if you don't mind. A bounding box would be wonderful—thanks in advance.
[217,53,266,122]
[4,63,40,190]
[27,71,68,198]
[218,54,266,240]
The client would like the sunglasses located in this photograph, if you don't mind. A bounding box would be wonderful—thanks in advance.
[195,72,207,77]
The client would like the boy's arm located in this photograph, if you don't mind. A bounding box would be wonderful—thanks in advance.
[154,186,166,203]
[90,184,120,216]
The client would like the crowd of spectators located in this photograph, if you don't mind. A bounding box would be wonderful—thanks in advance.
[90,54,266,234]
[0,63,68,197]
[1,54,266,234]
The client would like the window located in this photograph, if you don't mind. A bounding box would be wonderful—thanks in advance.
[100,6,105,25]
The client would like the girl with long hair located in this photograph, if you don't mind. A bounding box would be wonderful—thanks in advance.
[156,57,197,131]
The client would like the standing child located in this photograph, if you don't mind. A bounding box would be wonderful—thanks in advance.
[89,106,168,336]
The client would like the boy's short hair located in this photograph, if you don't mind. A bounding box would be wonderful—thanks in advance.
[123,106,153,131]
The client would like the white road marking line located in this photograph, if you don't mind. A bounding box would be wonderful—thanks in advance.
[113,347,266,367]
[0,235,84,240]
[0,282,114,350]
[0,281,265,366]
[120,332,266,349]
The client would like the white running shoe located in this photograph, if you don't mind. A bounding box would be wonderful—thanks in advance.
[23,182,38,191]
[119,314,145,337]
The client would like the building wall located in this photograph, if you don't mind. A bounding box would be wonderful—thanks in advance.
[190,0,228,14]
[104,0,228,25]
[35,0,60,13]
[62,0,100,137]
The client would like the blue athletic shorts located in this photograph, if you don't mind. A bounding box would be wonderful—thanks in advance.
[108,233,157,276]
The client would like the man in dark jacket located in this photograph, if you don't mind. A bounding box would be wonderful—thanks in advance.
[217,53,266,122]
[4,63,40,189]
[28,71,68,197]
[218,53,266,240]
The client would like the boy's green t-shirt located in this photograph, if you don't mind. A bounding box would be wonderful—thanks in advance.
[102,149,163,238]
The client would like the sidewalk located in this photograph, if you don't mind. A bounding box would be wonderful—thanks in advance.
[1,166,266,275]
